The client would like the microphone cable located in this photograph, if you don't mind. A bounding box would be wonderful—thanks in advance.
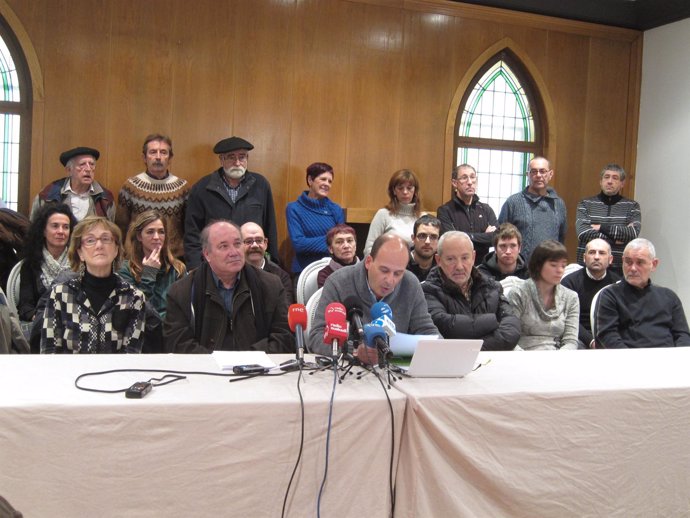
[372,367,397,518]
[316,358,339,518]
[280,361,306,518]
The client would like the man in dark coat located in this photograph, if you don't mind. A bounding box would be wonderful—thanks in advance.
[184,136,279,269]
[164,220,293,353]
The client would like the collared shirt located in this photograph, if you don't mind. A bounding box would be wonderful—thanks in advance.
[64,180,95,221]
[211,270,240,315]
[221,174,245,203]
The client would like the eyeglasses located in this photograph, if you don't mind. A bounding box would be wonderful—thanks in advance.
[528,168,550,176]
[243,237,266,246]
[221,153,248,163]
[415,233,439,242]
[82,235,115,248]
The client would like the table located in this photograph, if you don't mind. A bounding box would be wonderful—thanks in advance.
[393,348,690,518]
[0,354,405,517]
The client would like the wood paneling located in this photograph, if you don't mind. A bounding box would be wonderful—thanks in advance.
[3,0,642,261]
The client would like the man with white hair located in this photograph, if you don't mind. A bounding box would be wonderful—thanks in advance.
[592,238,690,348]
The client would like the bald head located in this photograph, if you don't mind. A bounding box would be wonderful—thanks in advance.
[365,233,410,299]
[584,238,613,278]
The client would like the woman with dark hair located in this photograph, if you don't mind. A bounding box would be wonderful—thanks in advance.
[18,203,76,323]
[364,169,422,255]
[119,210,186,318]
[317,224,358,288]
[40,216,146,354]
[286,162,345,274]
[507,240,580,350]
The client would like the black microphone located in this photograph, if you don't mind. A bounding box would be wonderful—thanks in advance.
[343,296,366,346]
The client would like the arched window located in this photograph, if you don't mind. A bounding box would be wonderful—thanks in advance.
[0,17,31,212]
[454,50,543,215]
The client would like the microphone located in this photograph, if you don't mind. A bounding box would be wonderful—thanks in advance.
[288,304,308,361]
[368,303,395,361]
[323,303,348,358]
[363,323,392,365]
[343,296,366,346]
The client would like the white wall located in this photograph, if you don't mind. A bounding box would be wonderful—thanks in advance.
[637,17,690,310]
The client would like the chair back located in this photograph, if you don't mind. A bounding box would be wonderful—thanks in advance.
[499,275,525,296]
[562,262,583,280]
[6,259,22,314]
[305,287,324,350]
[296,257,330,304]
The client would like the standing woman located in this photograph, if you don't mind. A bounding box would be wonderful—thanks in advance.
[508,240,580,350]
[119,210,186,318]
[41,216,146,354]
[19,203,77,325]
[286,162,345,274]
[364,169,422,256]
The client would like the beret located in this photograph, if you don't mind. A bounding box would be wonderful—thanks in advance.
[60,146,100,166]
[213,136,254,154]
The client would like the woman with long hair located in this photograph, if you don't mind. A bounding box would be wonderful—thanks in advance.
[18,203,76,323]
[119,210,186,318]
[364,169,422,255]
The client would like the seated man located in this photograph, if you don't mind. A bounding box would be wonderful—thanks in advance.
[593,238,690,348]
[561,238,620,348]
[164,220,294,353]
[309,233,438,357]
[477,223,529,281]
[317,224,358,288]
[423,231,520,350]
[407,215,440,282]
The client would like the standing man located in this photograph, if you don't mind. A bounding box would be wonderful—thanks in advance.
[593,238,690,348]
[115,134,190,259]
[407,215,441,282]
[498,156,566,261]
[437,164,497,265]
[478,223,529,282]
[184,136,278,269]
[164,220,293,353]
[240,222,294,305]
[575,164,641,274]
[30,147,115,222]
[561,238,620,348]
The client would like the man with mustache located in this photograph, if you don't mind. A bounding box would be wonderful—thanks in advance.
[30,146,115,222]
[115,134,190,258]
[184,136,279,270]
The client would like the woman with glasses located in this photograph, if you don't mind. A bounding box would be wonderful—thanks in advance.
[507,240,580,350]
[286,162,345,274]
[364,169,422,256]
[40,216,147,354]
[119,210,186,318]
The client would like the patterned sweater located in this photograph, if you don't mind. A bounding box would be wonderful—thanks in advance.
[116,172,189,258]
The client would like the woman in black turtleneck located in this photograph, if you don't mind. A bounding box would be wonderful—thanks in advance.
[40,216,147,354]
[317,224,359,288]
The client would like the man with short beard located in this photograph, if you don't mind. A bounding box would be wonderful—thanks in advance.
[184,136,278,269]
[407,215,440,282]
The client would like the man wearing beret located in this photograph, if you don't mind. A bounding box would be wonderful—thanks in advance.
[30,146,115,222]
[184,136,279,269]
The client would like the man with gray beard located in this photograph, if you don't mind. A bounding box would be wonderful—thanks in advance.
[184,136,279,269]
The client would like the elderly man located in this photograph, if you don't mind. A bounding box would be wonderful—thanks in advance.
[116,134,189,258]
[576,164,641,274]
[422,231,520,350]
[561,238,620,348]
[184,136,278,269]
[437,164,497,265]
[478,223,529,281]
[593,238,690,348]
[317,223,358,288]
[308,233,438,357]
[30,147,115,222]
[164,220,293,353]
[240,221,294,304]
[498,156,566,261]
[407,215,441,282]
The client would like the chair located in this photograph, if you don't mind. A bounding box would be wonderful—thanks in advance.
[499,275,525,296]
[305,287,323,349]
[562,262,583,280]
[590,282,620,344]
[295,257,330,304]
[6,259,22,314]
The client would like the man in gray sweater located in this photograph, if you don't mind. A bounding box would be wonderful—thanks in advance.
[308,233,438,358]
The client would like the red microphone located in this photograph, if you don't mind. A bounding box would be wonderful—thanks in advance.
[288,304,308,361]
[323,302,348,358]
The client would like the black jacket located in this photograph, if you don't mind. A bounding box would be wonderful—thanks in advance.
[477,251,529,282]
[437,194,497,265]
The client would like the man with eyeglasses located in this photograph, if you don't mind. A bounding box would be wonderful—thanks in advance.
[30,146,115,222]
[575,164,641,274]
[240,222,294,304]
[407,215,441,282]
[437,164,497,265]
[184,136,278,269]
[498,156,567,261]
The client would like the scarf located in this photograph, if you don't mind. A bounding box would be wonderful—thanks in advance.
[40,247,69,289]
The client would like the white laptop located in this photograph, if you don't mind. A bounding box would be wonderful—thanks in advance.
[402,339,483,378]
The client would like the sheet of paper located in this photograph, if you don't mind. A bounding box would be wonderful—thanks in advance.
[211,351,277,371]
[390,333,439,357]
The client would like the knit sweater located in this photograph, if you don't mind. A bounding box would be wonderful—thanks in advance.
[364,203,417,256]
[116,172,190,259]
[286,192,344,273]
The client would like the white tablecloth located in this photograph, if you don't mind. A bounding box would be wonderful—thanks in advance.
[0,354,405,518]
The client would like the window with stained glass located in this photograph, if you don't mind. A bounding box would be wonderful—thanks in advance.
[455,51,542,216]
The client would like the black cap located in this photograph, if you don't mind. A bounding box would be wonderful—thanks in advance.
[213,136,254,154]
[60,146,100,166]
